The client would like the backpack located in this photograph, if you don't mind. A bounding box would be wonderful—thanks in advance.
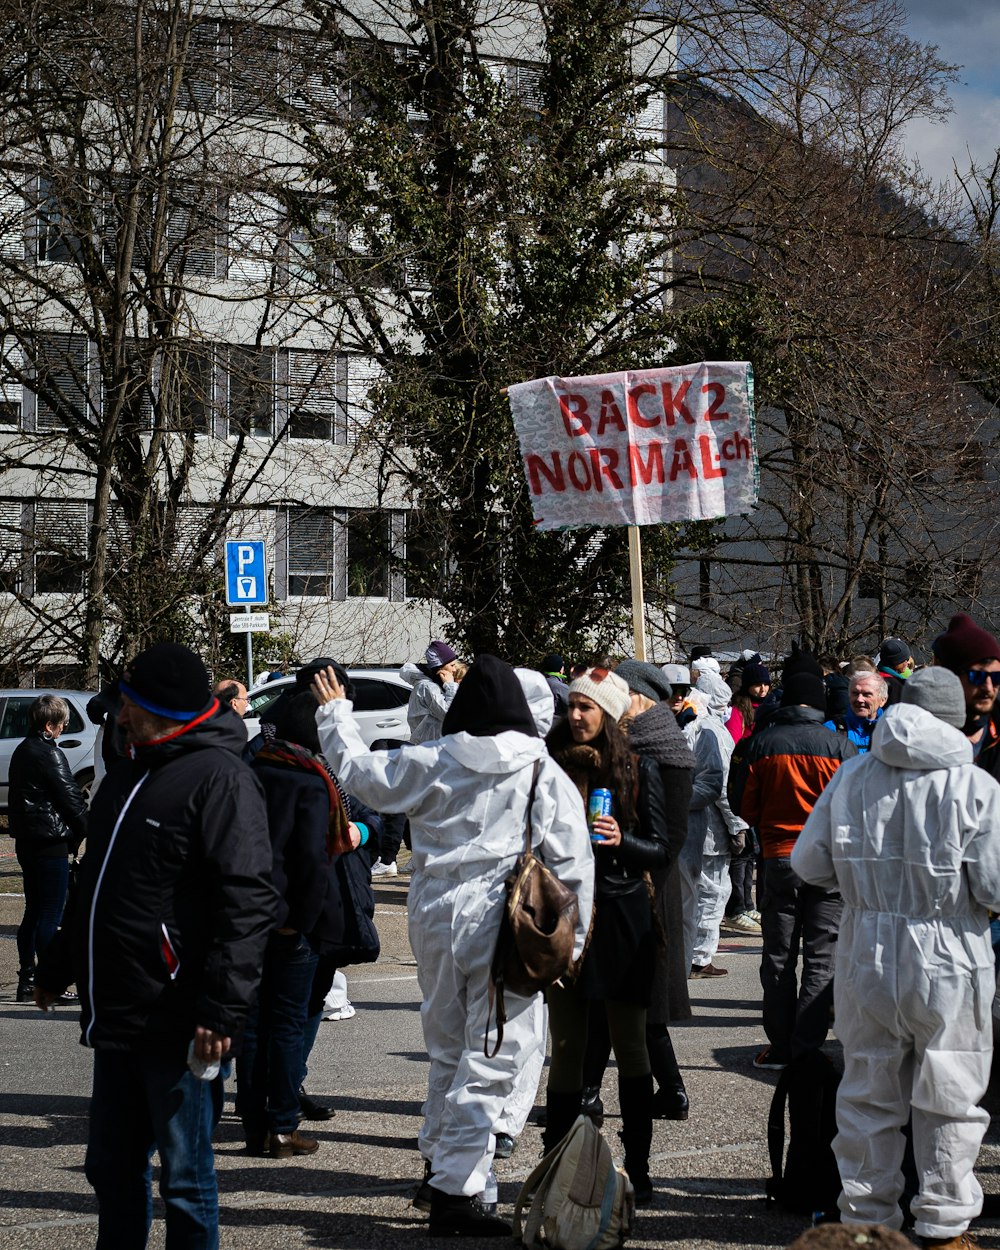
[514,1115,634,1250]
[765,1051,842,1220]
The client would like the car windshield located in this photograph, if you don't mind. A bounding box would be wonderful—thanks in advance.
[246,685,288,719]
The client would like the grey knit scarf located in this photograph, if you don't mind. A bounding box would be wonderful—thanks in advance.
[627,701,696,769]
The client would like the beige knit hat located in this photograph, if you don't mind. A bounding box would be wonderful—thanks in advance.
[568,667,631,723]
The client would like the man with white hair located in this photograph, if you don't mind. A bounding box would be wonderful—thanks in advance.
[825,672,888,754]
[792,668,1000,1250]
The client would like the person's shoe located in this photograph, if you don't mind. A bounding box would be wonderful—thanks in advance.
[580,1086,604,1127]
[321,1002,356,1021]
[690,962,728,978]
[752,1047,788,1071]
[298,1087,335,1121]
[493,1132,515,1159]
[722,912,762,934]
[651,1084,689,1120]
[748,908,762,922]
[245,1134,268,1156]
[15,980,35,1003]
[428,1189,512,1238]
[413,1158,433,1212]
[921,1235,978,1250]
[54,990,78,1005]
[267,1129,319,1158]
[371,859,398,877]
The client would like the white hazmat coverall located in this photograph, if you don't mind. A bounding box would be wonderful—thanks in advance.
[792,703,1000,1239]
[316,697,593,1197]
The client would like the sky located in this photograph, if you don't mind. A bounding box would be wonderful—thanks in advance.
[900,0,1000,187]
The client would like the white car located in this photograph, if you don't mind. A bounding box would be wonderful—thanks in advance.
[0,689,100,810]
[244,668,411,749]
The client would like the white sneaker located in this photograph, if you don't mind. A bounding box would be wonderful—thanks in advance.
[723,912,762,934]
[371,860,398,877]
[322,1003,356,1022]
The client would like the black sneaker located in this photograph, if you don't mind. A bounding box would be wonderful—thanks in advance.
[413,1158,433,1212]
[428,1189,511,1238]
[298,1086,335,1121]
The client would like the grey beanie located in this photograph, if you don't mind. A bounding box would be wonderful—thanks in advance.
[614,659,673,704]
[900,667,966,729]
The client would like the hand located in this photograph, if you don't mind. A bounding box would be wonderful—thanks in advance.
[193,1026,231,1064]
[591,814,621,846]
[312,665,346,706]
[437,662,458,684]
[34,987,59,1012]
[348,821,362,850]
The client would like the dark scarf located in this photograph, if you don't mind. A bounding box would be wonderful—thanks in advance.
[626,702,696,769]
[256,740,353,858]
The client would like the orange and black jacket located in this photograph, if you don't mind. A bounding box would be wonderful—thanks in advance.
[727,706,857,860]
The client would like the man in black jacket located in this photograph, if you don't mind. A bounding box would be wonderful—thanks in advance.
[35,642,277,1250]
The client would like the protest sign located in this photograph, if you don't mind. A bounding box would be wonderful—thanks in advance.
[507,361,757,530]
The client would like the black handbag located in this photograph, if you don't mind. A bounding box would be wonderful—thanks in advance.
[325,851,381,967]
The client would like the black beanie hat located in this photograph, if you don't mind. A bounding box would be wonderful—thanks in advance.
[120,643,212,722]
[295,657,355,702]
[780,672,827,713]
[782,640,823,680]
[441,654,538,738]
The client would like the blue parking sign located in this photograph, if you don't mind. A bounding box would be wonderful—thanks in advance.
[225,539,268,606]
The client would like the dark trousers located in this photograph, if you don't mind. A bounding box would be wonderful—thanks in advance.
[377,812,409,864]
[726,851,754,917]
[759,857,841,1061]
[16,850,69,971]
[86,1048,222,1249]
[237,932,318,1137]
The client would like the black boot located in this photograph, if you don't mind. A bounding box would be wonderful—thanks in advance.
[647,1025,689,1120]
[542,1089,582,1154]
[427,1187,511,1237]
[298,1086,335,1121]
[15,969,34,1003]
[619,1073,654,1206]
[580,1086,604,1127]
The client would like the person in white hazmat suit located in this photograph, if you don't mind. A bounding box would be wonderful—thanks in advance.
[490,669,557,1156]
[311,654,593,1239]
[791,667,1000,1250]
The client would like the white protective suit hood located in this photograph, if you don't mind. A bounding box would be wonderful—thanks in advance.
[442,729,545,774]
[871,703,973,771]
[399,661,427,688]
[515,667,555,737]
[695,669,733,721]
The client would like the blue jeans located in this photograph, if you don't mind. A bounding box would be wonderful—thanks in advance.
[237,931,318,1137]
[85,1048,222,1249]
[16,850,69,971]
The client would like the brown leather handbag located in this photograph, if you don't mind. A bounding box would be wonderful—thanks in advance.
[486,762,580,1057]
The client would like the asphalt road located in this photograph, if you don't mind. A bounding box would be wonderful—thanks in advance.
[3,866,1000,1250]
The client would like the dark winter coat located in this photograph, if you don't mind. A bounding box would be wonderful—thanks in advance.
[627,703,696,1024]
[548,725,670,1005]
[36,702,278,1056]
[8,732,88,856]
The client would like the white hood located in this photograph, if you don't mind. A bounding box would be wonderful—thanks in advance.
[399,662,425,689]
[515,667,555,736]
[695,669,732,719]
[871,703,972,771]
[442,730,546,774]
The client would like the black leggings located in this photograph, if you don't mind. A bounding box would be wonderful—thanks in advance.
[547,981,649,1091]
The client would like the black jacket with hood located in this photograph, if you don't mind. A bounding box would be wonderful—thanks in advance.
[8,732,89,855]
[36,701,278,1056]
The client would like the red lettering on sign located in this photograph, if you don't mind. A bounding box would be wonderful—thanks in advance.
[629,442,665,486]
[597,390,627,435]
[702,382,729,421]
[669,438,697,480]
[526,452,566,495]
[558,393,591,436]
[627,383,659,428]
[589,447,623,491]
[720,431,752,461]
[661,381,694,426]
[567,450,592,491]
[698,435,727,479]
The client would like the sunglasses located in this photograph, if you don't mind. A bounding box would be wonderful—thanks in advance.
[967,669,1000,688]
[671,685,691,699]
[571,664,611,682]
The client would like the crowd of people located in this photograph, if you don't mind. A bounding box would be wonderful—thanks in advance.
[9,613,1000,1249]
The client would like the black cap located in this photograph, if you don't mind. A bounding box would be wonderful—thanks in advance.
[119,643,212,722]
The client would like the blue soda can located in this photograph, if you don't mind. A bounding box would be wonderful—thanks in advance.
[588,788,613,841]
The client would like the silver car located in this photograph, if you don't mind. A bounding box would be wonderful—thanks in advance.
[244,668,411,748]
[0,689,99,810]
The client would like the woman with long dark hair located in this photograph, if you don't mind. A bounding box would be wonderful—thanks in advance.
[544,666,669,1205]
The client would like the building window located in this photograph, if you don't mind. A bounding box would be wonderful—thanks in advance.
[0,502,23,592]
[345,354,382,442]
[36,175,84,264]
[33,332,93,430]
[177,20,222,112]
[288,508,337,596]
[228,347,273,439]
[175,345,214,435]
[346,510,389,598]
[33,501,87,593]
[285,349,338,441]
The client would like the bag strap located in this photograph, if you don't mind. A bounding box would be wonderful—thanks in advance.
[484,759,543,1060]
[766,1067,791,1191]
